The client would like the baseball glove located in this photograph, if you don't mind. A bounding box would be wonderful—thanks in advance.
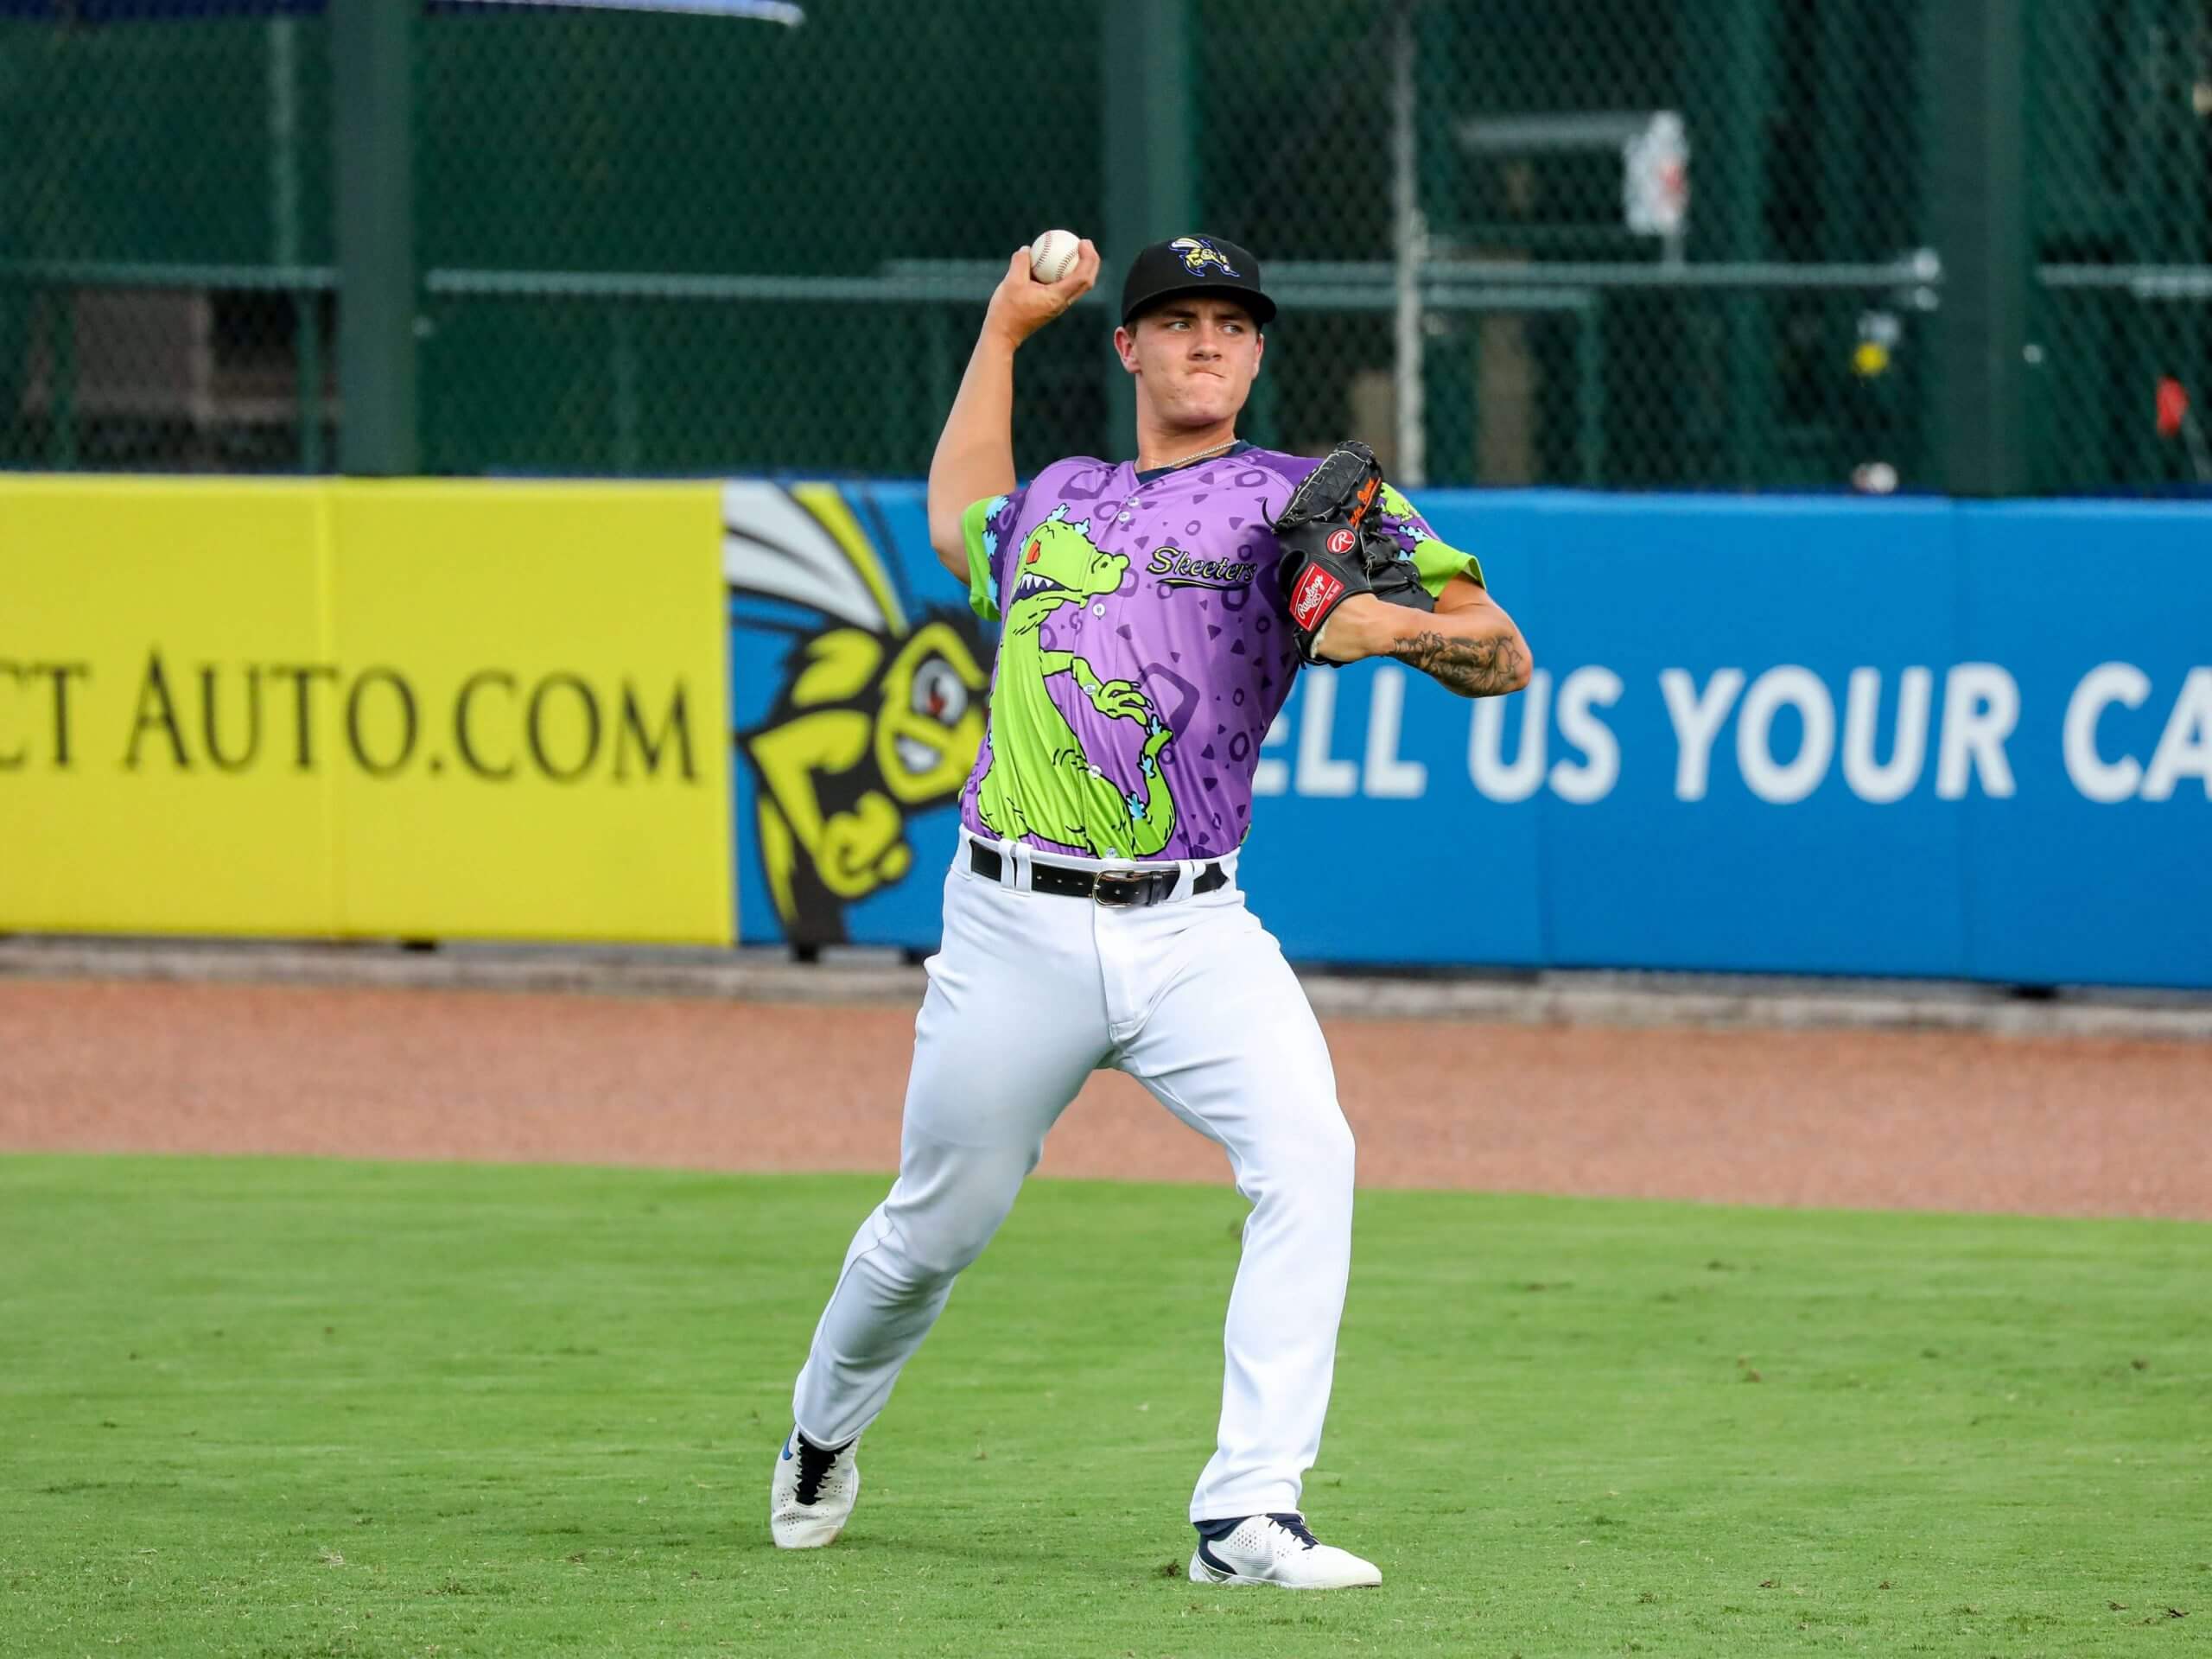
[1272,440,1435,666]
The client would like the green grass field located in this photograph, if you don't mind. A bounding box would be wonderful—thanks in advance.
[1,1156,2205,1657]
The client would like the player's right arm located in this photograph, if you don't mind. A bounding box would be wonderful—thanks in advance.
[925,239,1100,582]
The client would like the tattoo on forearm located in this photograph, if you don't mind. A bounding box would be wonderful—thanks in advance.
[1387,629,1529,697]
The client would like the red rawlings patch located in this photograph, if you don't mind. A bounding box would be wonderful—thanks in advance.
[1325,527,1357,555]
[1287,563,1346,631]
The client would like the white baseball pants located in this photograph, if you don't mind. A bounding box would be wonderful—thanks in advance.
[790,834,1356,1522]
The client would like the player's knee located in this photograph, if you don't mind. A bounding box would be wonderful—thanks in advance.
[1290,1110,1356,1185]
[892,1207,1007,1280]
[1247,1115,1356,1211]
[881,1138,1032,1277]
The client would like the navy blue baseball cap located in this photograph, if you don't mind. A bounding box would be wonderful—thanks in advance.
[1119,234,1277,327]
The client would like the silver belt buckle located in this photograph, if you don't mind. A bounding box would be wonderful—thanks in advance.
[1092,869,1147,908]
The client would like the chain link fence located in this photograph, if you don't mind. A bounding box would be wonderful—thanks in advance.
[2,0,2205,493]
[414,0,1102,478]
[1203,0,1935,491]
[0,3,334,471]
[2027,1,2212,493]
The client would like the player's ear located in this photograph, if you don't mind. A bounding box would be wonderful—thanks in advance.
[1113,324,1140,375]
[1251,328,1264,375]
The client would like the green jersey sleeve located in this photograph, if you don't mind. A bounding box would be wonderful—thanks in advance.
[1376,483,1484,599]
[961,489,1027,623]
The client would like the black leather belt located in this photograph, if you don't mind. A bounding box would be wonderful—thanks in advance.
[969,841,1227,908]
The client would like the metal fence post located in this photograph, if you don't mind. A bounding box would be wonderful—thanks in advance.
[1929,0,2027,496]
[0,281,19,467]
[1389,0,1425,487]
[48,289,76,470]
[1714,0,1776,487]
[1102,0,1192,460]
[2128,0,2206,490]
[333,0,418,475]
[1575,301,1605,486]
[0,30,20,466]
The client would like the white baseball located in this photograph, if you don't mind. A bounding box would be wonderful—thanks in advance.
[1028,228,1080,284]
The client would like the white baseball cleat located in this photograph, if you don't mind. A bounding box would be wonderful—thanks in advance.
[1187,1512,1382,1589]
[769,1427,860,1549]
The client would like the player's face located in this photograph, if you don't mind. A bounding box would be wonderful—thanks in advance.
[1116,300,1264,430]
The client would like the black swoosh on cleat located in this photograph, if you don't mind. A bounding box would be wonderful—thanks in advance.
[1194,1541,1236,1581]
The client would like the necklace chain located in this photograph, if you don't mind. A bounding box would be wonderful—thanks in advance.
[1147,436,1236,473]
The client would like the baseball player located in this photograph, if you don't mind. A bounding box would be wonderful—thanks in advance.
[771,233,1531,1588]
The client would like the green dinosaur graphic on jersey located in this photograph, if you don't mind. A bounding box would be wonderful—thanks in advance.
[1379,483,1430,539]
[975,504,1179,858]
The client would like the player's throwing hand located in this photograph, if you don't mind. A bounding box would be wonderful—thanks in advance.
[985,238,1101,346]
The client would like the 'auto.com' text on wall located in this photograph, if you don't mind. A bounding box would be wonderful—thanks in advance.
[1,479,730,944]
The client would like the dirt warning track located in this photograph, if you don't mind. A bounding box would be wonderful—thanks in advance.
[6,976,2207,1220]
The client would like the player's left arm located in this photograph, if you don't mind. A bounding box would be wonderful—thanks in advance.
[1351,573,1533,698]
[1317,491,1532,697]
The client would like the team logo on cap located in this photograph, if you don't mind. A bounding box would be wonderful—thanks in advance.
[1168,236,1240,277]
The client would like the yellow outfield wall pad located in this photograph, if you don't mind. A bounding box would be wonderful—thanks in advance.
[0,477,734,944]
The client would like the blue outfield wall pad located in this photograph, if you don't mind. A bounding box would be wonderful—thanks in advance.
[722,484,2211,989]
[1948,500,2212,987]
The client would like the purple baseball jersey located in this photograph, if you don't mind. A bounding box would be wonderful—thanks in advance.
[956,443,1482,863]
